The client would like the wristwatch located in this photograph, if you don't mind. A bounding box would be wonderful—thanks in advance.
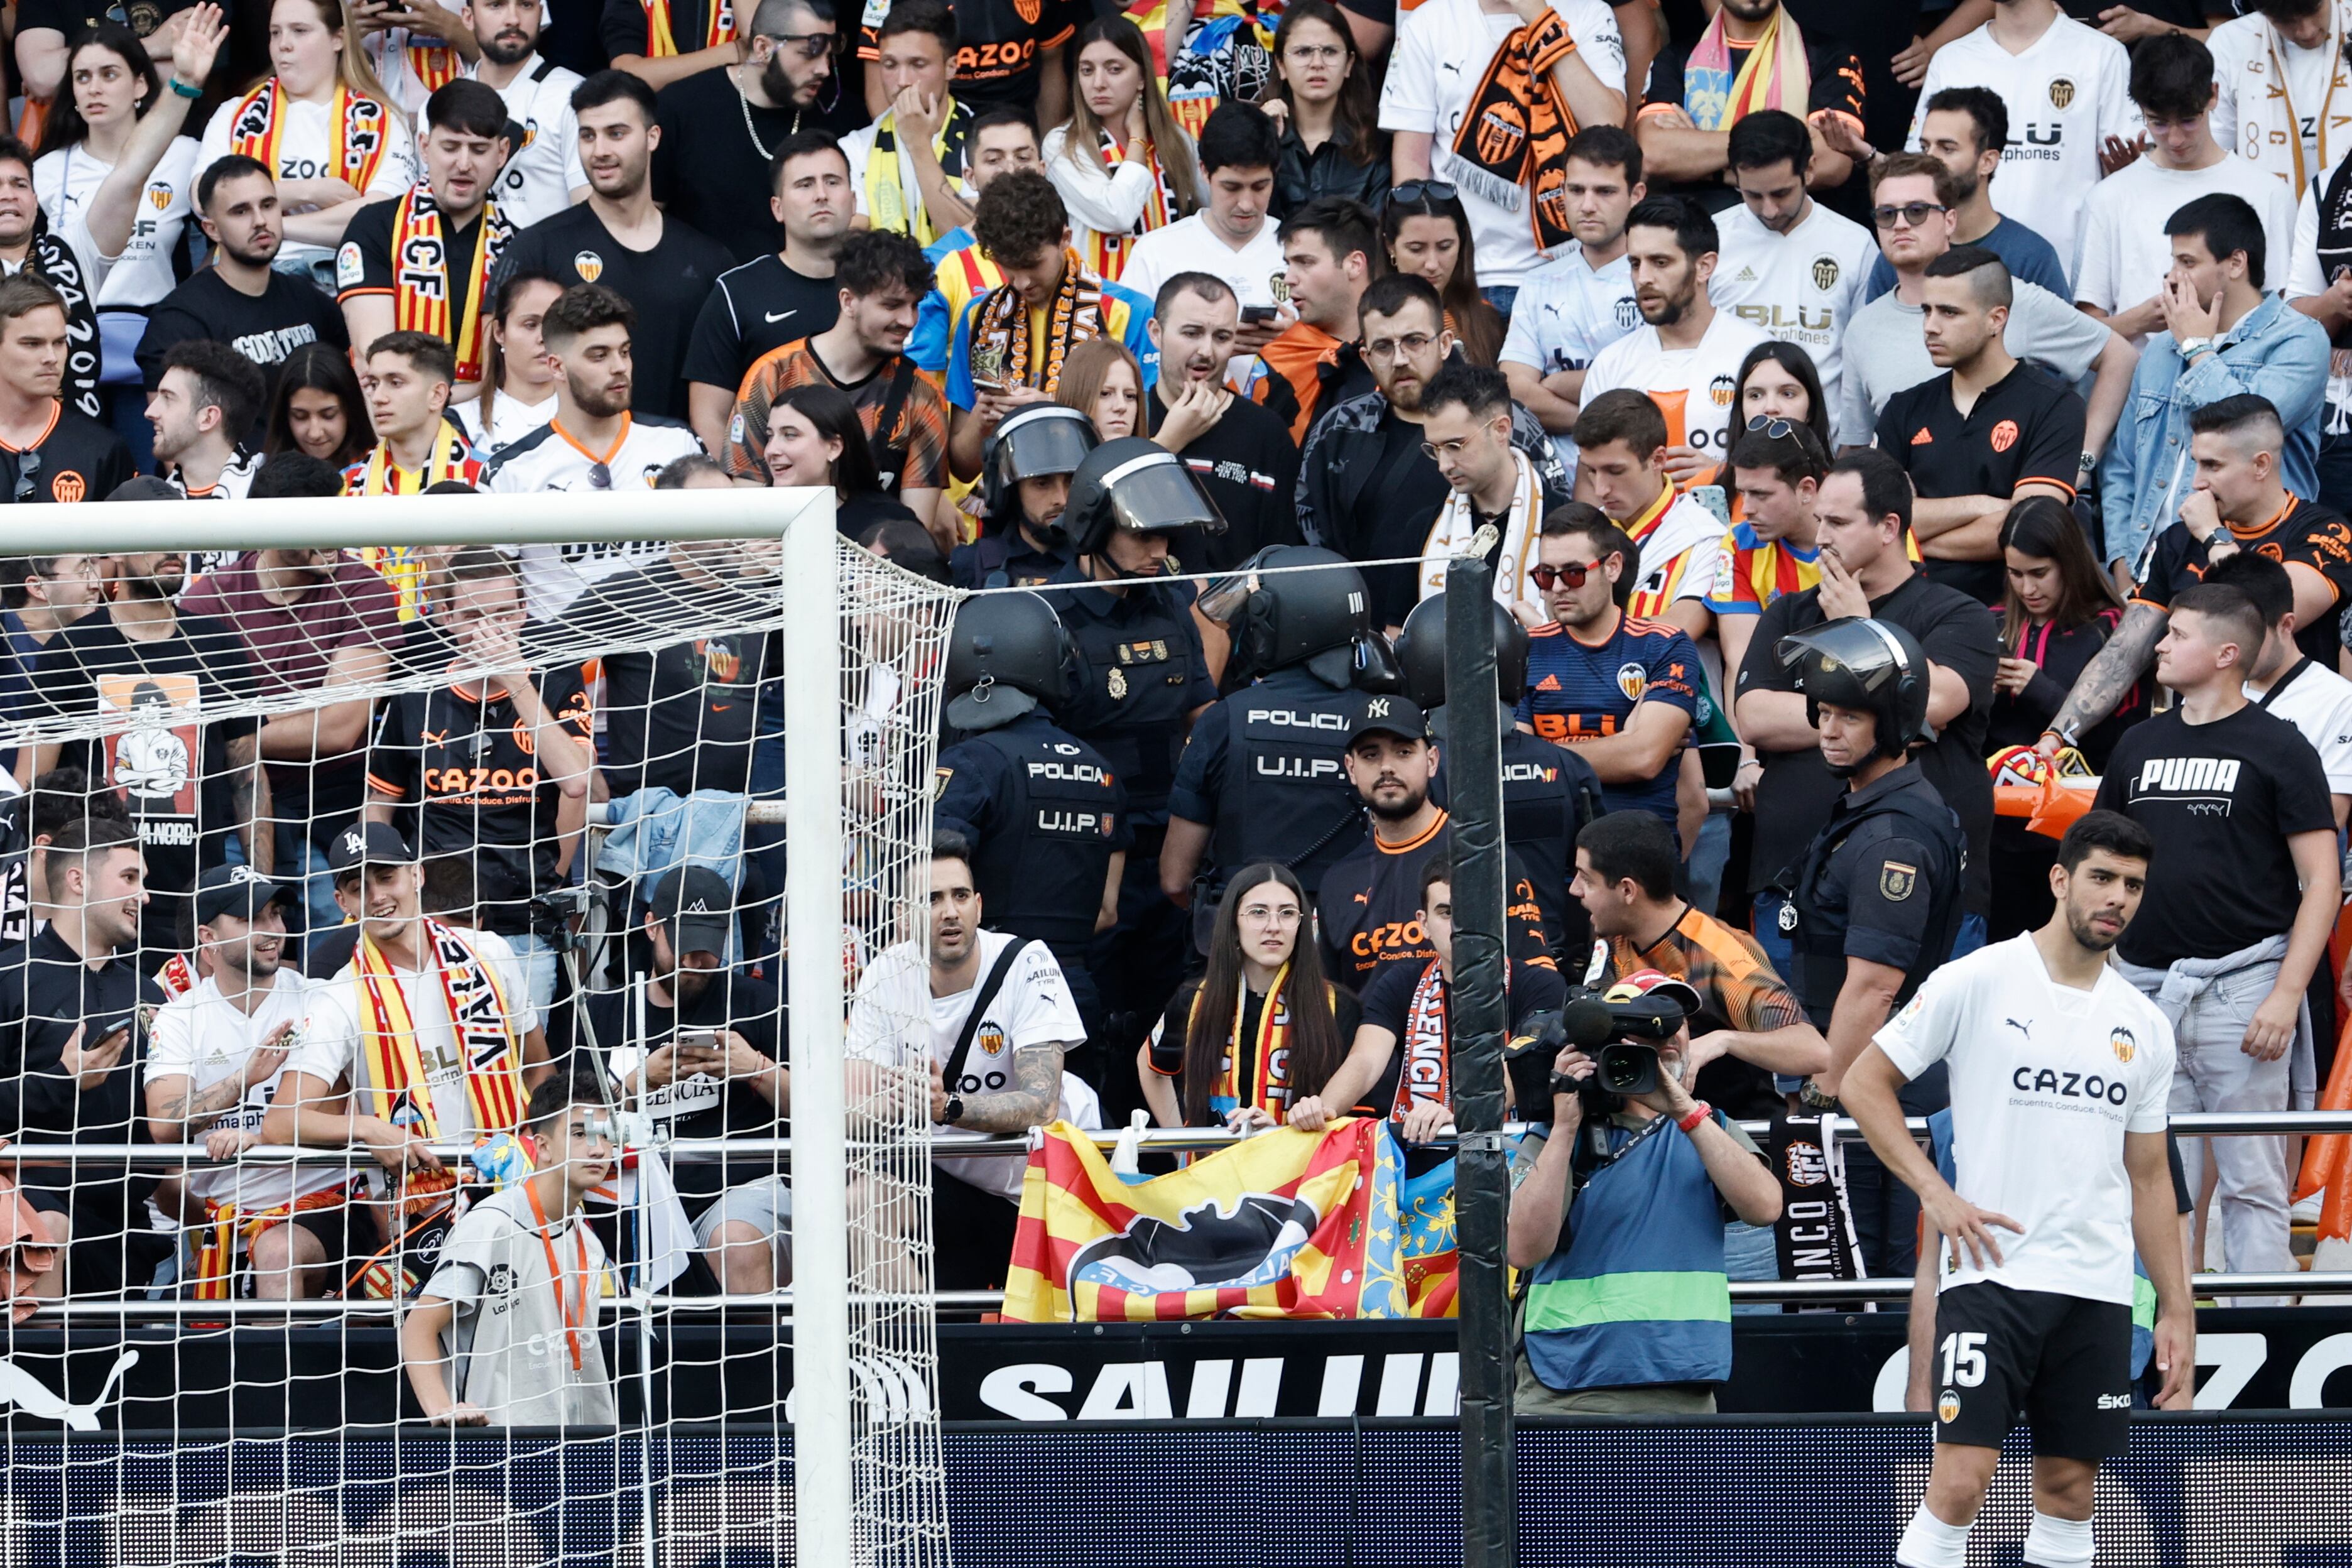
[1676,1100,1713,1134]
[2177,335,2214,362]
[940,1094,966,1127]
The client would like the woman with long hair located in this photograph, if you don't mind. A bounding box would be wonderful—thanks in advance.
[763,382,922,539]
[1382,184,1501,369]
[1054,336,1145,442]
[263,340,370,468]
[454,272,564,457]
[1988,496,2138,937]
[1140,864,1358,1130]
[1041,17,1200,283]
[1736,340,1832,459]
[197,0,417,284]
[1262,0,1387,216]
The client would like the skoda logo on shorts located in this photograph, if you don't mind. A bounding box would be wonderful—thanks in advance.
[2049,77,2077,110]
[1810,254,1840,291]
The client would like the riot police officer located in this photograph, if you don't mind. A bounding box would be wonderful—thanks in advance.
[949,403,1098,590]
[1161,545,1383,943]
[1398,592,1603,961]
[1045,437,1224,1116]
[1783,616,1966,1277]
[934,591,1131,1058]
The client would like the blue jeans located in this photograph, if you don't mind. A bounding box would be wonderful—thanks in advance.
[1723,1219,1779,1315]
[1685,812,1731,918]
[1481,285,1518,317]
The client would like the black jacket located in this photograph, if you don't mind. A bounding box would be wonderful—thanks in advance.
[1273,124,1392,220]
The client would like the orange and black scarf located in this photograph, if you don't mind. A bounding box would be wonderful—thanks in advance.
[227,80,392,193]
[641,0,735,56]
[969,248,1107,395]
[392,188,511,382]
[1451,8,1579,251]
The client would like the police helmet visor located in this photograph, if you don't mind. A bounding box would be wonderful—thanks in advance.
[1096,450,1229,539]
[991,409,1097,490]
[1197,545,1280,625]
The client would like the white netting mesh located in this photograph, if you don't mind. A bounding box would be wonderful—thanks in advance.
[0,513,957,1567]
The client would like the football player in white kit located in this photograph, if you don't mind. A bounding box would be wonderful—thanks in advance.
[1842,808,2192,1568]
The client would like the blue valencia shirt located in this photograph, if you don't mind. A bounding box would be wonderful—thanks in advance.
[2101,290,2331,576]
[1516,613,1702,834]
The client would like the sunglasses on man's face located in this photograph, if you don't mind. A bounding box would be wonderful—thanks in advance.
[1870,201,1947,231]
[764,28,841,58]
[1530,560,1595,591]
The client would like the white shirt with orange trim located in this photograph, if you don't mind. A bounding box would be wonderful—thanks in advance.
[1709,200,1876,447]
[168,449,264,503]
[1577,307,1770,475]
[479,412,707,620]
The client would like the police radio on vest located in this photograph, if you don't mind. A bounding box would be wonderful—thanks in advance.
[1246,708,1349,729]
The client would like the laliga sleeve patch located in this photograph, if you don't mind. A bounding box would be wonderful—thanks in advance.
[1880,861,1918,901]
[336,242,364,290]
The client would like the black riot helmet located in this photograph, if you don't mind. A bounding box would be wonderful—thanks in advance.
[1064,437,1228,560]
[942,590,1076,732]
[1395,592,1530,708]
[980,403,1099,540]
[1199,545,1372,689]
[1775,617,1934,765]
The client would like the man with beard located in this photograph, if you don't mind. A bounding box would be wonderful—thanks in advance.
[26,548,264,964]
[1314,694,1552,995]
[1297,273,1570,633]
[653,0,859,263]
[1856,89,2070,305]
[337,82,516,386]
[146,866,369,1300]
[1504,125,1647,479]
[0,138,100,425]
[463,0,589,230]
[483,285,707,616]
[0,275,126,504]
[1143,273,1299,571]
[597,866,788,1295]
[496,71,736,422]
[949,401,1092,589]
[146,341,266,503]
[684,132,854,449]
[136,160,347,408]
[1708,111,1875,448]
[1578,197,1767,491]
[719,229,950,541]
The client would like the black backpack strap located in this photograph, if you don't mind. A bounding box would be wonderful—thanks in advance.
[530,57,557,81]
[870,355,919,491]
[941,937,1034,1093]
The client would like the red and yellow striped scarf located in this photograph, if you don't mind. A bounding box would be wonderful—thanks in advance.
[1082,129,1173,282]
[190,1181,361,1300]
[227,80,392,193]
[354,919,526,1141]
[392,187,509,382]
[347,428,476,496]
[641,0,736,56]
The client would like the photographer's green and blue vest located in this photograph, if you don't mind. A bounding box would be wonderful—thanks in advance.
[1521,1111,1736,1390]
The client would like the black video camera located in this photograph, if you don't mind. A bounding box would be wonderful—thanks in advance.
[1504,986,1688,1113]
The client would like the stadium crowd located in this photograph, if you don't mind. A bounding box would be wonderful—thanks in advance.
[0,0,2344,1432]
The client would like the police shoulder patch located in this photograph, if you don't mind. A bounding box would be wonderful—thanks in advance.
[933,766,953,800]
[1879,861,1917,901]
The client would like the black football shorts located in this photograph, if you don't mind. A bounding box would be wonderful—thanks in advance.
[1930,1281,2134,1459]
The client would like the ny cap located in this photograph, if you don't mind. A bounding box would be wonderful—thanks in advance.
[1346,693,1430,745]
[193,863,294,926]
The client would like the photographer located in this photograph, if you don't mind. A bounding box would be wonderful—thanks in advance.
[1505,972,1782,1415]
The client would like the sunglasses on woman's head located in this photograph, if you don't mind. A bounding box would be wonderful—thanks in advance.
[1388,180,1457,207]
[1529,561,1592,591]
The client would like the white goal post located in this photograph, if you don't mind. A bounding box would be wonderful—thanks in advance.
[1,486,881,1568]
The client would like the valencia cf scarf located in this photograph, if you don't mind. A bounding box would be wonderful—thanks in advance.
[392,188,511,383]
[641,0,735,56]
[1195,964,1298,1116]
[354,919,526,1141]
[970,248,1108,394]
[22,222,99,422]
[1391,961,1454,1120]
[2246,13,2348,195]
[1767,1113,1868,1307]
[866,99,972,248]
[1419,445,1542,607]
[1082,129,1175,281]
[1449,8,1579,252]
[348,429,477,496]
[227,80,392,194]
[1681,4,1809,133]
[404,35,464,101]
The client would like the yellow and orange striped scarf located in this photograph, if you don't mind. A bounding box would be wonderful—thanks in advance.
[641,0,736,56]
[354,919,526,1141]
[1083,129,1174,282]
[191,1181,361,1300]
[227,80,393,193]
[346,428,476,496]
[392,187,510,383]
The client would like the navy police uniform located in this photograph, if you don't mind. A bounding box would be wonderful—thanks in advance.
[1167,663,1367,913]
[1792,760,1966,1275]
[949,529,1072,591]
[934,710,1131,1043]
[1432,705,1603,961]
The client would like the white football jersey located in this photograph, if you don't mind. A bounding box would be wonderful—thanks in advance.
[1709,201,1877,447]
[36,138,200,309]
[468,55,587,232]
[481,413,706,618]
[1578,306,1770,471]
[1501,244,1639,475]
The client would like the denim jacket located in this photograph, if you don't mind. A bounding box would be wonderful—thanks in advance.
[2101,291,2330,577]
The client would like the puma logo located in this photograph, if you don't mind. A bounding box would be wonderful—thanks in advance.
[0,1350,139,1430]
[2005,1018,2032,1040]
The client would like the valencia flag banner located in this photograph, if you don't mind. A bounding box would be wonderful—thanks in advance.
[1001,1118,1415,1322]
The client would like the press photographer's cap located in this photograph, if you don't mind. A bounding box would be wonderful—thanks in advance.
[1604,969,1703,1020]
[193,863,294,926]
[327,820,414,876]
[650,865,734,957]
[1346,693,1429,745]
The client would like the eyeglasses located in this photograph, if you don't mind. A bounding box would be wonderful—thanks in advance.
[1870,201,1947,231]
[588,462,612,491]
[1745,415,1799,438]
[1364,332,1436,362]
[1388,180,1456,207]
[1530,561,1594,591]
[1238,903,1303,927]
[15,448,40,503]
[764,28,842,58]
[1284,43,1346,63]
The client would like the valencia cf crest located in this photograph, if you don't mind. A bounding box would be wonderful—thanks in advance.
[50,471,85,503]
[1880,861,1917,902]
[2049,77,2077,110]
[2110,1027,2137,1064]
[573,249,606,283]
[1990,418,2020,454]
[1938,1390,1962,1424]
[1013,0,1040,21]
[1615,662,1647,702]
[148,183,172,211]
[1708,373,1736,408]
[1810,254,1840,291]
[1614,297,1639,330]
[1269,270,1290,303]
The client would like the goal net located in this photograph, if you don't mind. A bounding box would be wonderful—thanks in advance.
[0,489,956,1568]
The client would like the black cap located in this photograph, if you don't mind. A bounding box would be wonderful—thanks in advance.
[650,865,734,957]
[327,820,414,876]
[106,476,182,503]
[1346,692,1429,745]
[193,863,294,926]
